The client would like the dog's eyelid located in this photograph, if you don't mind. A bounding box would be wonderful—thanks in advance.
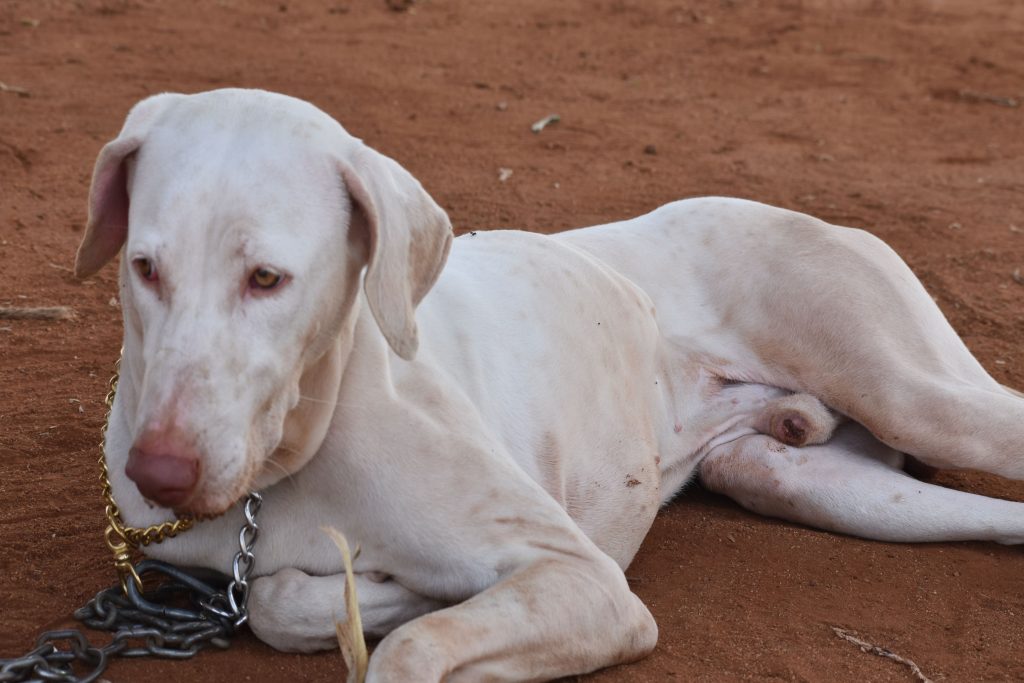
[131,256,159,283]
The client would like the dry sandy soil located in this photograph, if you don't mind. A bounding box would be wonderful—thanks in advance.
[1,0,1023,681]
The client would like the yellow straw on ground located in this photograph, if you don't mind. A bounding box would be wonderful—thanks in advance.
[322,526,368,683]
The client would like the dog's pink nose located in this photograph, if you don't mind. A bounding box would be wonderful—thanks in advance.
[126,429,200,508]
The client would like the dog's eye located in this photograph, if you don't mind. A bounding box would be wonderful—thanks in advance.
[250,267,283,290]
[133,258,158,282]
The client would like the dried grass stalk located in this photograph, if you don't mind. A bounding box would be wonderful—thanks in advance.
[322,526,368,683]
[832,626,933,683]
[0,306,73,320]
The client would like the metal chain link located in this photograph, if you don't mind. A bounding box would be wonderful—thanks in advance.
[0,492,262,683]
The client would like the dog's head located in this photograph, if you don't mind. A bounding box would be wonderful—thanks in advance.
[76,89,452,516]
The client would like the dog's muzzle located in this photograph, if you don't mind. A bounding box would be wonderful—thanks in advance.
[126,427,200,508]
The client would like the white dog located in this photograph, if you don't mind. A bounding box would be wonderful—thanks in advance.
[75,89,1024,682]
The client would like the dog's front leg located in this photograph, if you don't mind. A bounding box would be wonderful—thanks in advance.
[249,568,447,652]
[366,552,657,682]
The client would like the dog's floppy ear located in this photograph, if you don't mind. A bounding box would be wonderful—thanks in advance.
[339,145,453,361]
[75,93,182,279]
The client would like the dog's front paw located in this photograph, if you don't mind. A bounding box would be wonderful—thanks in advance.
[249,568,341,653]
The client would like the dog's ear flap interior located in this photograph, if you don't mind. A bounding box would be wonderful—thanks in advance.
[339,145,453,361]
[75,93,180,279]
[75,136,141,278]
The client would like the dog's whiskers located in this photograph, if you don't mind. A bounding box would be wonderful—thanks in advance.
[263,453,298,486]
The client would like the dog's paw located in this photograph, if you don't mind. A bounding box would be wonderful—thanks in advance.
[757,393,841,447]
[249,568,341,653]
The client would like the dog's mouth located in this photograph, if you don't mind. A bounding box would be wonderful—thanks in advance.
[166,490,228,518]
[177,469,259,519]
[126,382,292,519]
[165,487,248,520]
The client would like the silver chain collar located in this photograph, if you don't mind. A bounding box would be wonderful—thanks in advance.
[0,492,262,683]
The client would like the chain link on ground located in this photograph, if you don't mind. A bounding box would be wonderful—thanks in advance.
[0,492,262,683]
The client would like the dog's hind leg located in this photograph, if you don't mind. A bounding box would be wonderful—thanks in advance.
[249,568,447,652]
[702,210,1024,481]
[698,422,1024,544]
[569,200,1023,551]
[572,200,1024,481]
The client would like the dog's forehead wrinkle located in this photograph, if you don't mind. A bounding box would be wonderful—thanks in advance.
[134,177,339,277]
[135,131,334,215]
[150,102,326,161]
[130,220,313,309]
[130,113,346,274]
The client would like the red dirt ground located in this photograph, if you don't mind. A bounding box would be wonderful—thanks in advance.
[1,0,1022,680]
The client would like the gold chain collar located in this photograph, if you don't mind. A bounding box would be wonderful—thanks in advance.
[98,358,199,593]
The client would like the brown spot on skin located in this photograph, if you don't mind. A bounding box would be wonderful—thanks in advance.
[626,477,641,488]
[891,493,904,503]
[767,441,788,453]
